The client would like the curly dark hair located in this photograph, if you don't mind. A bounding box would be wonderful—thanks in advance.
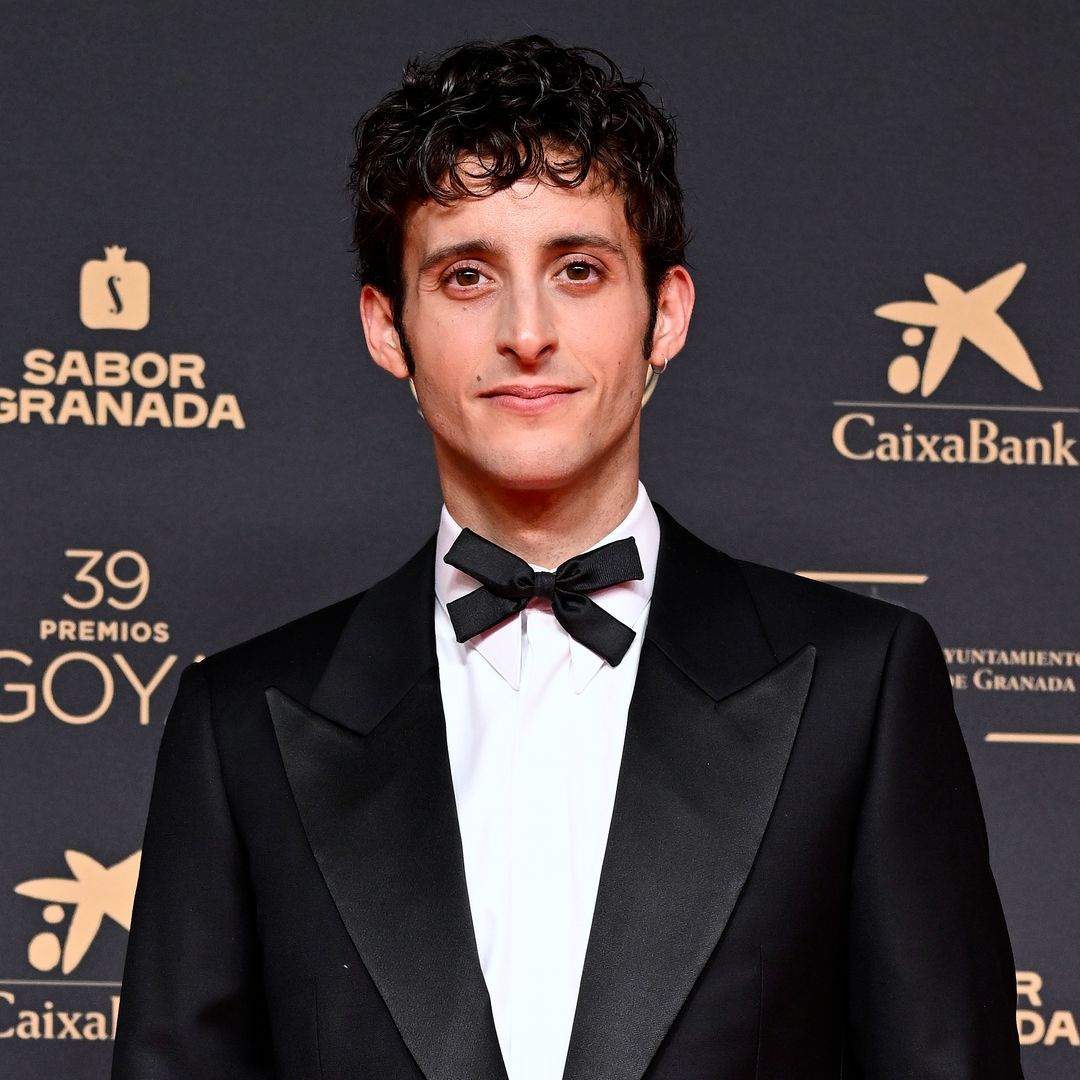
[348,35,688,358]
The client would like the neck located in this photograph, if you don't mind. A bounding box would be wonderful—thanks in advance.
[440,461,641,569]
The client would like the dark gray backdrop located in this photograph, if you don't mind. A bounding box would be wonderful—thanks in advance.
[2,1,1077,1075]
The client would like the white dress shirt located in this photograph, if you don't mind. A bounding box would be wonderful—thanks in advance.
[434,483,660,1080]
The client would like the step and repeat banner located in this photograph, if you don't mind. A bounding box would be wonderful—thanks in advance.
[2,3,1077,1077]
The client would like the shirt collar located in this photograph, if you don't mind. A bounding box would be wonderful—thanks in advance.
[434,482,660,692]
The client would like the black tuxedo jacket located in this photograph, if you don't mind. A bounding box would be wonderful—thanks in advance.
[112,507,1022,1080]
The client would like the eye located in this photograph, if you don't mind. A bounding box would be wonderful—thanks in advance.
[444,264,487,289]
[558,260,602,283]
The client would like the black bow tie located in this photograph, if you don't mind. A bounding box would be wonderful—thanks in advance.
[443,530,644,667]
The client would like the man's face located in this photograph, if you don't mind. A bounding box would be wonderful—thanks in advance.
[386,174,657,495]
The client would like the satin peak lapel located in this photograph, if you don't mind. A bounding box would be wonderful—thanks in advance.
[562,507,816,1080]
[266,540,507,1080]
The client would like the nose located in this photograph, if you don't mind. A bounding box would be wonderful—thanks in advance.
[495,278,557,368]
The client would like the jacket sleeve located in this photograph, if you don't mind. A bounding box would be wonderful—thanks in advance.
[845,611,1023,1078]
[111,661,275,1079]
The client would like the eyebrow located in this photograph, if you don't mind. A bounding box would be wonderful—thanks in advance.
[417,233,630,277]
[418,239,499,277]
[545,234,629,264]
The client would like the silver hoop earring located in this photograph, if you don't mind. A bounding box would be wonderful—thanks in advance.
[407,376,424,418]
[642,357,668,406]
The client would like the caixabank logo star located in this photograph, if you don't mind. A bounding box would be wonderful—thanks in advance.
[0,849,139,1042]
[876,262,1040,398]
[832,262,1077,466]
[0,244,244,429]
[14,850,140,977]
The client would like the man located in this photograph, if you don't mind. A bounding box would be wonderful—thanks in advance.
[112,36,1022,1080]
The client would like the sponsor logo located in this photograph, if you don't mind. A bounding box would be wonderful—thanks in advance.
[946,647,1078,694]
[832,263,1077,467]
[15,851,140,976]
[1,547,199,727]
[0,849,138,1041]
[875,263,1040,397]
[1,245,244,429]
[832,413,1076,466]
[79,246,150,331]
[0,992,120,1042]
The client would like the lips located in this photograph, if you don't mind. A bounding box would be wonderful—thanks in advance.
[481,384,579,413]
[482,385,576,399]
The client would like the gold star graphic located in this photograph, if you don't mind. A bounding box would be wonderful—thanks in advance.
[15,850,141,974]
[875,262,1041,397]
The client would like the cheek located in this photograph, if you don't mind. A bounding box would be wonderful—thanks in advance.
[601,335,649,394]
[587,293,649,360]
[573,302,644,365]
[411,319,477,400]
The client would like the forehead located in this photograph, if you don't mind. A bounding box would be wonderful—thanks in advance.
[401,173,639,265]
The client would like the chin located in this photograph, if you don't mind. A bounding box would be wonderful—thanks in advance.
[486,468,581,493]
[480,449,590,492]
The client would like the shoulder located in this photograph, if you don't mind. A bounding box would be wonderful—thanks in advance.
[727,559,950,753]
[178,534,436,720]
[195,590,365,706]
[735,556,907,637]
[738,557,924,665]
[656,503,913,660]
[651,504,936,712]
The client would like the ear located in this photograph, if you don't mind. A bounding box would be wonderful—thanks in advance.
[359,285,409,379]
[648,266,695,367]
